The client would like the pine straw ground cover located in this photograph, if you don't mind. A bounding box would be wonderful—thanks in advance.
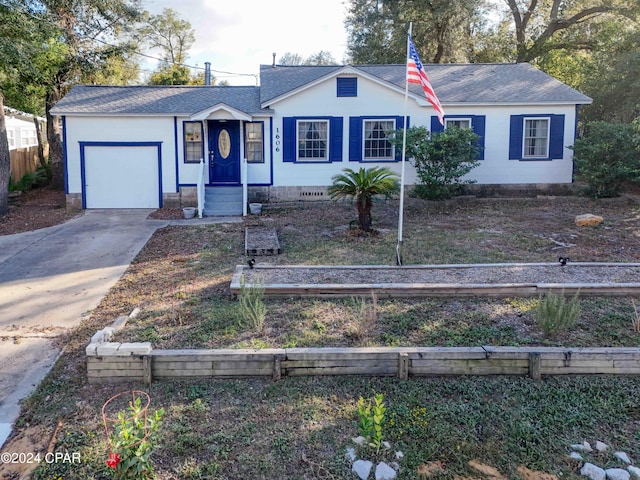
[4,195,640,480]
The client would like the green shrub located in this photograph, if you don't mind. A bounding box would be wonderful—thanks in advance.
[106,394,164,480]
[238,275,266,332]
[536,291,581,337]
[391,126,480,200]
[8,163,51,192]
[572,120,640,198]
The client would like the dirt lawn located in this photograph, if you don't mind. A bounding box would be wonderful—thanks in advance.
[1,191,640,480]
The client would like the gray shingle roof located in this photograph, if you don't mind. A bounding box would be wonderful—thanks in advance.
[51,63,591,116]
[50,85,269,115]
[260,63,592,105]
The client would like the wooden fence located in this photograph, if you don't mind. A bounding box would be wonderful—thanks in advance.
[86,345,640,384]
[10,145,47,182]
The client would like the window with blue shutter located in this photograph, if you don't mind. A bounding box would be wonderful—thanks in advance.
[509,114,565,161]
[431,115,485,160]
[337,77,357,97]
[348,116,406,162]
[282,116,343,163]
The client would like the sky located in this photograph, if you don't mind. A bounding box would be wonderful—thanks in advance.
[142,0,350,85]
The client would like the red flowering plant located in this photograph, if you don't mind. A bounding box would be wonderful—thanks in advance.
[102,391,164,480]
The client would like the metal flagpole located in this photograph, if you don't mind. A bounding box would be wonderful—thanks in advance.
[396,22,412,266]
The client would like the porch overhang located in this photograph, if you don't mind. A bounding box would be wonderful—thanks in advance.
[190,103,252,122]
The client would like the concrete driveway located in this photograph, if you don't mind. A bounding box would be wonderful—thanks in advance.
[0,210,169,446]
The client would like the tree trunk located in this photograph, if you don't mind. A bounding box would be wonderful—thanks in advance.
[46,88,64,190]
[33,117,46,167]
[0,93,10,215]
[357,197,373,232]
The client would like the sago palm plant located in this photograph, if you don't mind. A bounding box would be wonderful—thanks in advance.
[328,167,400,232]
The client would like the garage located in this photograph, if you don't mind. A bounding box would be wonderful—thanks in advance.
[81,143,161,209]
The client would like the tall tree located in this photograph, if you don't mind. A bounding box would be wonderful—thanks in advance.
[0,92,10,215]
[278,51,338,66]
[139,8,201,86]
[504,0,638,63]
[139,8,195,64]
[345,0,485,64]
[0,0,143,189]
[278,52,304,65]
[148,64,204,85]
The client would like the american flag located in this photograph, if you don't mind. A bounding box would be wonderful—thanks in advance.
[407,34,445,125]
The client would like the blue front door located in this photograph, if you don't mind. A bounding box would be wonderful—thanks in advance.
[208,120,240,185]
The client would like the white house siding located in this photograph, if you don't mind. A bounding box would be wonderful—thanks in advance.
[64,116,176,208]
[246,116,273,186]
[263,74,578,192]
[462,104,576,184]
[268,75,423,189]
[5,116,38,151]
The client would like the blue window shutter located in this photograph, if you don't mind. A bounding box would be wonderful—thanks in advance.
[509,115,524,160]
[394,116,405,161]
[337,78,357,97]
[471,115,486,160]
[329,117,343,162]
[349,117,362,162]
[549,114,565,159]
[430,116,444,134]
[282,117,296,162]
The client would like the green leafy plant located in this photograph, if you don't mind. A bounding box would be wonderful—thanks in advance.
[390,126,480,200]
[8,165,50,192]
[328,167,400,232]
[536,291,581,337]
[572,120,640,198]
[239,274,266,332]
[356,393,386,454]
[106,395,164,480]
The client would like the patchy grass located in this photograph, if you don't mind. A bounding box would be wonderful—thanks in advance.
[3,195,640,479]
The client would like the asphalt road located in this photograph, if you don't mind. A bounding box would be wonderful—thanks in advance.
[0,210,169,447]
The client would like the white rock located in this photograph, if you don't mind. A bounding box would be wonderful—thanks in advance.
[352,459,373,480]
[583,441,594,453]
[581,462,606,480]
[605,468,630,480]
[375,462,397,480]
[382,441,391,450]
[614,452,631,464]
[352,436,367,446]
[627,466,640,478]
[395,451,404,460]
[572,443,588,451]
[570,452,584,461]
[345,447,357,463]
[390,462,400,471]
[596,441,609,452]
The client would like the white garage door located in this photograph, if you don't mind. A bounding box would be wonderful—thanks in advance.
[84,145,160,208]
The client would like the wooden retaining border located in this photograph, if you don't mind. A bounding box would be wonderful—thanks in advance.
[229,263,640,298]
[87,344,640,384]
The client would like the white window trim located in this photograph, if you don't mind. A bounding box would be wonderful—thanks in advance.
[245,122,264,163]
[362,118,396,161]
[522,117,551,159]
[7,129,15,148]
[445,117,472,130]
[183,121,203,164]
[296,119,330,162]
[20,128,37,147]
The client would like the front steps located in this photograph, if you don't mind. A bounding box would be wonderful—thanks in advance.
[203,186,243,216]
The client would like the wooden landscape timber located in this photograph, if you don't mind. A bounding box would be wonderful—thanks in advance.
[86,345,640,384]
[229,263,640,298]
